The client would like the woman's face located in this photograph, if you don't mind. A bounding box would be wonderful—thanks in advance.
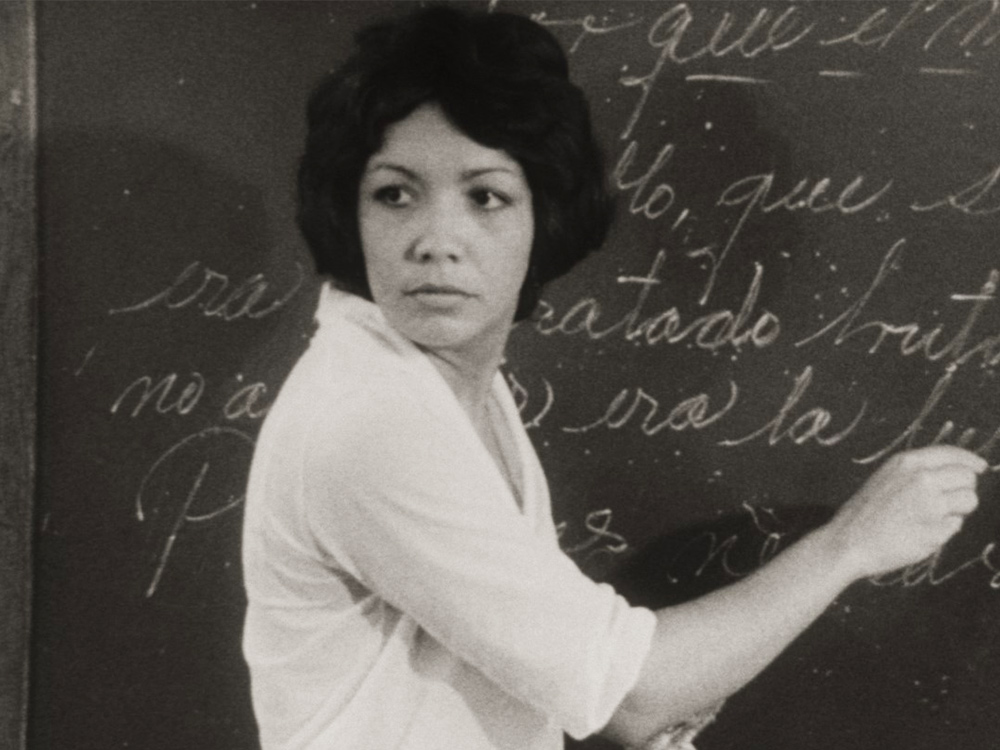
[358,102,534,360]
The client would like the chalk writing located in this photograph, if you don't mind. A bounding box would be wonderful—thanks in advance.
[75,345,97,377]
[661,503,788,583]
[144,460,209,598]
[619,4,815,138]
[535,251,781,352]
[506,371,555,430]
[855,368,1000,468]
[612,136,892,303]
[563,380,739,436]
[694,170,891,304]
[660,504,1000,592]
[912,160,1000,215]
[556,508,630,561]
[223,381,271,421]
[685,73,770,84]
[818,70,865,78]
[919,66,976,75]
[796,240,1000,374]
[54,1,1000,615]
[918,0,1000,51]
[111,372,206,418]
[522,1,1000,142]
[870,542,1000,589]
[135,426,252,597]
[109,260,304,321]
[720,366,867,448]
[742,502,787,564]
[613,140,679,221]
[530,10,642,54]
[108,371,273,422]
[818,1,933,49]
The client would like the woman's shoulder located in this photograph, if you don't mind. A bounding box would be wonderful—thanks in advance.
[281,347,425,435]
[312,286,431,381]
[266,285,462,454]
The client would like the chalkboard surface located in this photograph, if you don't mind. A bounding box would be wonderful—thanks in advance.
[31,2,1000,749]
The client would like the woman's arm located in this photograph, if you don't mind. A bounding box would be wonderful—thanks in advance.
[602,445,988,748]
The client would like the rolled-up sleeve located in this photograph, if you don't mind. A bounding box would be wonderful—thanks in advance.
[300,379,656,739]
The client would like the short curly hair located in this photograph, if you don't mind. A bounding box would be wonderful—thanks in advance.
[297,4,614,321]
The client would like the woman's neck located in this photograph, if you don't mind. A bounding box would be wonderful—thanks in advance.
[421,332,522,506]
[422,340,505,428]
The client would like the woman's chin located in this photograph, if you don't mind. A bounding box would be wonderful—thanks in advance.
[393,317,477,353]
[391,314,510,361]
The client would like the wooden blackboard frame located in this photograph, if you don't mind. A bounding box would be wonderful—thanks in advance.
[0,2,35,750]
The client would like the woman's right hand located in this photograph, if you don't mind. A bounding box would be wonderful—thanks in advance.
[823,445,989,580]
[607,444,989,746]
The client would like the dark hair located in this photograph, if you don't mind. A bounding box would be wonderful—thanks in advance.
[297,5,614,321]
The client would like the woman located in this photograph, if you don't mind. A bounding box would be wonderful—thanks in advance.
[241,6,986,750]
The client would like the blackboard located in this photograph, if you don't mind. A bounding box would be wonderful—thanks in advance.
[24,2,1000,749]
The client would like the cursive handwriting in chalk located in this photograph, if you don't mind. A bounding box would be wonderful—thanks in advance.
[662,502,999,592]
[530,10,642,54]
[556,508,630,562]
[619,4,815,138]
[870,542,1000,589]
[912,160,1000,215]
[720,366,867,448]
[819,1,933,49]
[563,381,739,436]
[535,251,781,353]
[662,502,789,584]
[111,372,206,418]
[855,367,1000,468]
[918,0,1000,51]
[109,260,305,321]
[610,1,999,139]
[694,171,892,304]
[613,138,892,305]
[75,345,98,377]
[796,240,1000,374]
[531,0,1000,147]
[613,140,679,221]
[136,426,252,597]
[818,0,1000,51]
[109,370,273,422]
[223,381,271,421]
[506,371,555,430]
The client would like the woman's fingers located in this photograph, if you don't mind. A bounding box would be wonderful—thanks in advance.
[831,446,989,578]
[925,464,983,491]
[894,444,989,473]
[915,465,981,516]
[932,515,965,547]
[941,485,980,516]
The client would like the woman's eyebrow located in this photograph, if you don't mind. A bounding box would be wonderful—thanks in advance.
[364,162,420,181]
[364,163,519,181]
[461,167,518,180]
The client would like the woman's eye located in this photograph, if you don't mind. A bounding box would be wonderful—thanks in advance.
[470,188,509,210]
[373,185,412,207]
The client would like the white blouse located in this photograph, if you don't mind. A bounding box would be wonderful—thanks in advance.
[242,285,656,749]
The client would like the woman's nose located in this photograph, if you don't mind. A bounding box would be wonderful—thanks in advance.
[409,196,468,263]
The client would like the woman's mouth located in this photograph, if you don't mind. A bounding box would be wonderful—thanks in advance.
[405,284,473,298]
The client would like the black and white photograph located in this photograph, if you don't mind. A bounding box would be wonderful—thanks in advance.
[4,2,1000,749]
